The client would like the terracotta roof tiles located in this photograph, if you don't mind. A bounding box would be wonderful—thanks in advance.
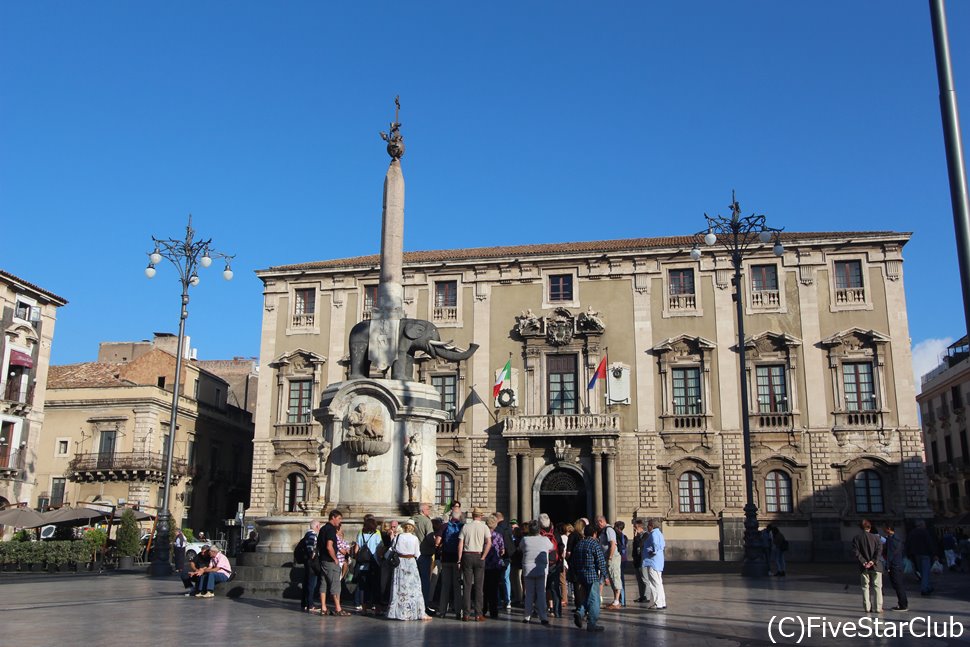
[48,363,133,389]
[262,231,908,273]
[0,269,68,304]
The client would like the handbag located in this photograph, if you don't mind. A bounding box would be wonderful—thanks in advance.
[386,537,401,568]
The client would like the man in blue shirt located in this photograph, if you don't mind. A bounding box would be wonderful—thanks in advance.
[643,518,666,610]
[882,522,908,611]
[571,524,607,632]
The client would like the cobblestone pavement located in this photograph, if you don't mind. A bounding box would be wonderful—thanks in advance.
[1,565,968,646]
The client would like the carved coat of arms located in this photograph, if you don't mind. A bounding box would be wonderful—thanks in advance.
[546,308,575,346]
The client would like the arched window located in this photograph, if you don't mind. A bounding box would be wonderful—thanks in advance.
[284,473,306,512]
[678,471,705,513]
[854,469,883,513]
[765,470,792,513]
[435,472,455,508]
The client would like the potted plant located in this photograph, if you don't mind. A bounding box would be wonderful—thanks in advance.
[83,528,108,571]
[115,509,141,570]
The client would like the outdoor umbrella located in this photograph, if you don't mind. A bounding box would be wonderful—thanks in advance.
[0,506,46,528]
[41,505,108,526]
[112,508,153,521]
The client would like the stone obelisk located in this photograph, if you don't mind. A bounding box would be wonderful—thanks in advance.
[369,96,406,372]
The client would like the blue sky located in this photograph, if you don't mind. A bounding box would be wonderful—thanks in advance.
[1,2,968,383]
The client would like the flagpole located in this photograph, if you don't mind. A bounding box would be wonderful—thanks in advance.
[604,347,610,410]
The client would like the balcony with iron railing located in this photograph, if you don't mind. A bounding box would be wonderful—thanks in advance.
[504,413,620,437]
[835,286,866,305]
[0,449,26,480]
[68,451,190,484]
[751,289,780,309]
[1,381,34,407]
[668,293,697,311]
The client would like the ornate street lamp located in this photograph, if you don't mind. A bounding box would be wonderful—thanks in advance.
[145,215,233,576]
[691,192,783,578]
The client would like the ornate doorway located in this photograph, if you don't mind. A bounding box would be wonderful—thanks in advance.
[538,467,587,525]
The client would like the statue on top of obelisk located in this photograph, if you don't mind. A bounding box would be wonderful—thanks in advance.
[347,97,478,381]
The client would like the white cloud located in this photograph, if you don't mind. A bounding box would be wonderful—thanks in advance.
[911,337,954,393]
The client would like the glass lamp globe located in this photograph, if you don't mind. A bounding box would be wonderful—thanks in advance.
[759,229,772,243]
[690,246,702,261]
[150,251,162,265]
[200,253,212,268]
[223,266,234,281]
[704,231,717,246]
[145,265,156,279]
[773,242,784,257]
[190,274,200,286]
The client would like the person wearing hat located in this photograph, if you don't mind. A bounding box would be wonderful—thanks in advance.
[386,520,431,620]
[458,507,492,621]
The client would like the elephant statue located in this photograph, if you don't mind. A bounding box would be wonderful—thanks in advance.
[348,317,479,381]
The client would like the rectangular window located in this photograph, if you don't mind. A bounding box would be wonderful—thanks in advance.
[294,288,316,315]
[187,439,196,468]
[56,439,69,456]
[945,436,954,463]
[287,380,312,423]
[0,422,11,468]
[953,386,964,410]
[97,431,117,469]
[547,354,578,415]
[931,441,940,469]
[51,478,66,507]
[756,365,788,413]
[751,265,778,292]
[292,288,316,327]
[672,367,702,414]
[363,285,378,320]
[434,281,457,308]
[669,269,695,295]
[960,429,969,463]
[433,280,458,322]
[834,260,864,289]
[431,375,458,415]
[549,274,573,302]
[843,362,876,411]
[14,300,31,320]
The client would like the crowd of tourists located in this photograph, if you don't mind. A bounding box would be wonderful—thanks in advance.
[292,502,668,631]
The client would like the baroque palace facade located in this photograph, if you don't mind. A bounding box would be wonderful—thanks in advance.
[250,231,928,560]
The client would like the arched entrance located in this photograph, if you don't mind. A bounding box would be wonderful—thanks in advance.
[538,467,587,525]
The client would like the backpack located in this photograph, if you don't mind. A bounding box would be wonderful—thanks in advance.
[356,532,376,565]
[442,521,462,555]
[617,532,628,559]
[294,535,311,565]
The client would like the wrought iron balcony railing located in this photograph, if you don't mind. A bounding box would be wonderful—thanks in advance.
[68,451,190,482]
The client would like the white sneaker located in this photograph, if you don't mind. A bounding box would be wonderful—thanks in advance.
[200,592,215,598]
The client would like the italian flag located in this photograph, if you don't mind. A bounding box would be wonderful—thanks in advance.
[493,359,512,398]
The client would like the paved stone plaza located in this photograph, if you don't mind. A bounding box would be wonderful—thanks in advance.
[1,564,968,646]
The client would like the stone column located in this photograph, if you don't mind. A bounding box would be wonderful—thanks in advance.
[520,453,533,521]
[509,453,519,521]
[604,451,617,523]
[592,451,603,518]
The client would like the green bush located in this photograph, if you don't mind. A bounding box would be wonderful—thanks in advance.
[0,540,94,567]
[82,528,108,560]
[12,529,31,542]
[116,510,141,557]
[181,528,195,543]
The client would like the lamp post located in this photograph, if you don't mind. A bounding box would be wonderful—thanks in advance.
[690,192,783,578]
[145,215,233,577]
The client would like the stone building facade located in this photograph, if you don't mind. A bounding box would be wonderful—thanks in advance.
[0,269,67,523]
[250,232,929,560]
[37,334,254,537]
[917,336,970,522]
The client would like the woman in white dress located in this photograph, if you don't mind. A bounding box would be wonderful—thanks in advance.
[386,521,431,621]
